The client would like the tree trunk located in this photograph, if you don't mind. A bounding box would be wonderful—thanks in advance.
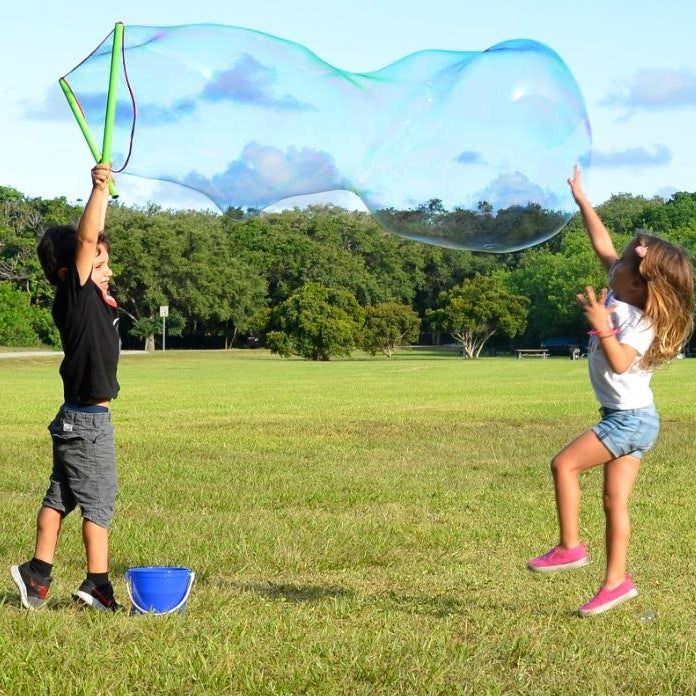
[455,329,495,359]
[145,334,156,352]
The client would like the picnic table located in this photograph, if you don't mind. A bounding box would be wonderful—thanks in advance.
[516,349,550,359]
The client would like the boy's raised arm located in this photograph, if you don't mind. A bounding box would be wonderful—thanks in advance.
[75,164,111,286]
[568,165,618,270]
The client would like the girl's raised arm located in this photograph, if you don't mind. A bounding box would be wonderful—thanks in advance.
[568,165,618,270]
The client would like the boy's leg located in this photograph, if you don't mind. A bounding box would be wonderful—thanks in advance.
[11,508,62,610]
[551,430,613,548]
[73,519,121,611]
[603,454,641,589]
[67,410,121,611]
[10,417,75,610]
[74,518,121,611]
[34,506,63,563]
[83,520,109,573]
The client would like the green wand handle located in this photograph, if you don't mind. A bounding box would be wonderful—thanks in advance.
[101,22,124,169]
[58,78,119,198]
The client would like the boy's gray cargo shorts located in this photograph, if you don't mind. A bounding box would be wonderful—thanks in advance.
[42,405,117,528]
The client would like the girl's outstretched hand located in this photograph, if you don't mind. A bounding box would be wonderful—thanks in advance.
[567,164,586,205]
[577,286,616,333]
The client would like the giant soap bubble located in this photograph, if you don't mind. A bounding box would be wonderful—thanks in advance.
[60,25,591,252]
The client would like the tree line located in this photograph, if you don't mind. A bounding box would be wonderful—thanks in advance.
[1,185,695,358]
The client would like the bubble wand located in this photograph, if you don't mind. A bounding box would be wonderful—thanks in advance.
[59,22,124,198]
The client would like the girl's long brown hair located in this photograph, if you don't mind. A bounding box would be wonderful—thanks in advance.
[626,233,695,368]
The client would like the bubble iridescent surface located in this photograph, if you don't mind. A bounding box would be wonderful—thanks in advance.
[61,26,592,252]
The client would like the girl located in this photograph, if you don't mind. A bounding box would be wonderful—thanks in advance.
[528,166,694,616]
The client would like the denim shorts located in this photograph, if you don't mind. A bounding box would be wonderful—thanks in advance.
[42,404,117,528]
[591,404,660,460]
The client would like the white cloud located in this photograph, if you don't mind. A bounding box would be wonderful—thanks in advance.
[264,189,368,212]
[475,172,561,210]
[115,175,218,211]
[591,144,672,168]
[657,186,678,200]
[22,88,72,121]
[455,150,485,165]
[603,68,696,111]
[202,53,315,112]
[182,142,348,210]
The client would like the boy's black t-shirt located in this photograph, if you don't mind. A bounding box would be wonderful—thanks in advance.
[53,264,120,404]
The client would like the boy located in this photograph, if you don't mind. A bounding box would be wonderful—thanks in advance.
[11,163,122,611]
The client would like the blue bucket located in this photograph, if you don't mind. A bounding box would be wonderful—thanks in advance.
[125,567,195,615]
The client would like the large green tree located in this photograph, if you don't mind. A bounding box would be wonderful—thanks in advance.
[427,273,528,358]
[108,206,265,349]
[509,235,604,345]
[0,281,58,346]
[0,187,78,304]
[264,282,364,360]
[362,303,421,358]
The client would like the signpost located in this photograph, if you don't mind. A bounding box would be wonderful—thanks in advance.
[159,305,169,351]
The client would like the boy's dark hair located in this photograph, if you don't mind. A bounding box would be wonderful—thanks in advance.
[38,225,110,286]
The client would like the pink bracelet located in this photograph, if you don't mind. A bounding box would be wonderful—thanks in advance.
[587,328,618,338]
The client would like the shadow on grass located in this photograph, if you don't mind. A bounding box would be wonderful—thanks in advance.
[0,590,82,611]
[216,581,518,617]
[49,595,86,611]
[0,591,20,608]
[229,580,353,603]
[112,560,142,576]
[379,591,465,617]
[376,590,561,618]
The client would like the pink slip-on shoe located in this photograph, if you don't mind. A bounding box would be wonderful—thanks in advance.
[579,576,638,617]
[527,543,590,573]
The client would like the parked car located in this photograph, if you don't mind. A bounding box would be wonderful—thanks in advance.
[541,337,587,356]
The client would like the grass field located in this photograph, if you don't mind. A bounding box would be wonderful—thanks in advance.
[1,350,695,694]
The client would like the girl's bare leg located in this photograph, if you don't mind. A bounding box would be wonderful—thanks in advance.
[551,431,612,548]
[603,455,640,589]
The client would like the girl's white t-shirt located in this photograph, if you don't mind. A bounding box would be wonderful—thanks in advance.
[588,292,655,409]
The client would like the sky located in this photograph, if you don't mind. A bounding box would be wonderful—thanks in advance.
[2,0,695,212]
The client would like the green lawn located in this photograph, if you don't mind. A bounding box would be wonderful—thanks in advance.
[1,350,695,694]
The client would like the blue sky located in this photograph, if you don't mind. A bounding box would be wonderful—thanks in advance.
[2,0,694,210]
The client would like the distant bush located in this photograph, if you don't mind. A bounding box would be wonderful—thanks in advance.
[0,282,58,347]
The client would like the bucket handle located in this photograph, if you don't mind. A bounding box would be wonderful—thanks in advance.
[125,570,196,615]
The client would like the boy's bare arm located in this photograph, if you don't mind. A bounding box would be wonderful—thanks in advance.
[76,164,111,285]
[568,165,618,270]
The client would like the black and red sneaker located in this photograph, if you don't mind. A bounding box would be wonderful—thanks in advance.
[10,562,52,610]
[73,578,123,612]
